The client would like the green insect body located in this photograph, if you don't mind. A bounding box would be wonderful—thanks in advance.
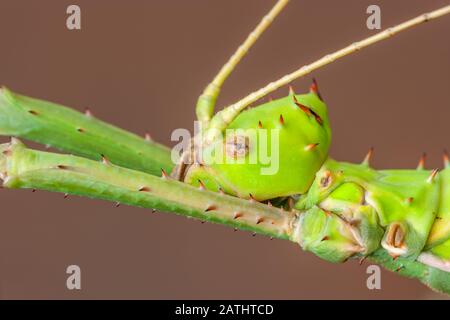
[1,1,450,296]
[1,83,450,293]
[184,86,331,201]
[182,83,450,293]
[294,159,450,291]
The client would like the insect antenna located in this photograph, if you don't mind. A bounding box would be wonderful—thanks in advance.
[195,0,290,126]
[204,5,450,143]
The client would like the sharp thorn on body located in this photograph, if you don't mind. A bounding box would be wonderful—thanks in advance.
[359,256,367,265]
[293,95,323,125]
[234,212,243,219]
[417,152,426,170]
[289,85,295,96]
[362,147,374,166]
[205,205,217,212]
[443,149,449,168]
[310,78,323,101]
[258,120,263,129]
[198,179,206,190]
[305,143,319,151]
[427,169,439,183]
[313,114,323,125]
[293,95,312,116]
[390,254,399,260]
[84,108,93,117]
[101,154,111,165]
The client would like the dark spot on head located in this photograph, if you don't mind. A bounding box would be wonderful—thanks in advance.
[320,171,332,188]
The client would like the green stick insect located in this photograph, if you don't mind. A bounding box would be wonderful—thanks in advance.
[1,0,450,294]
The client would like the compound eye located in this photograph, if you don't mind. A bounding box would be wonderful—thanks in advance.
[225,135,249,160]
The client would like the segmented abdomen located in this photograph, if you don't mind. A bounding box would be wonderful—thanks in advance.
[293,158,450,293]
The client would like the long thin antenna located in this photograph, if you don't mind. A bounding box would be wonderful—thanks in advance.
[196,0,290,125]
[205,5,450,143]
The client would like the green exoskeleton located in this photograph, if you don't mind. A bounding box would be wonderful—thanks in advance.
[174,78,450,294]
[168,0,450,293]
[176,83,331,201]
[0,0,449,294]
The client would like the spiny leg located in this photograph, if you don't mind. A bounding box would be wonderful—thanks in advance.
[0,139,294,240]
[195,0,290,127]
[0,87,173,176]
[204,4,450,144]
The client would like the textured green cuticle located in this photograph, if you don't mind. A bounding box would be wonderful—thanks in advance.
[1,86,450,294]
[0,87,174,176]
[292,157,450,294]
[191,86,450,294]
[0,0,449,297]
[0,139,294,240]
[185,91,331,201]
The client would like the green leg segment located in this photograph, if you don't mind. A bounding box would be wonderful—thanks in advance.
[0,139,293,240]
[0,88,174,176]
[1,139,449,293]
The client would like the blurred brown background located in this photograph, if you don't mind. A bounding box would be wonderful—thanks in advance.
[0,0,449,299]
